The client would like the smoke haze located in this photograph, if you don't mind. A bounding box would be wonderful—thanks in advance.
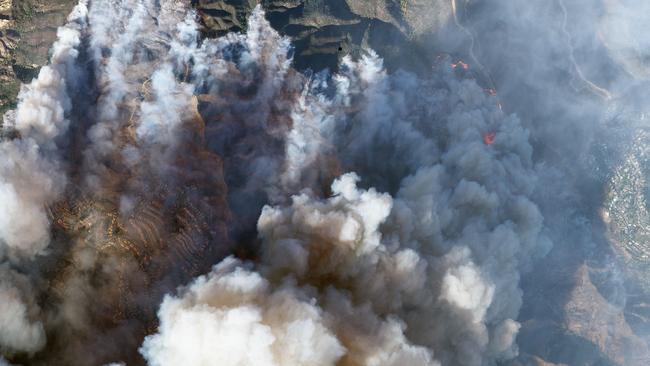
[0,0,649,365]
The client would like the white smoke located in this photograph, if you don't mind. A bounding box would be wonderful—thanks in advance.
[0,0,88,257]
[140,257,347,366]
[0,141,65,258]
[135,64,194,147]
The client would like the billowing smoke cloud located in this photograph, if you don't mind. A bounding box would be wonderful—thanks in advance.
[1,0,649,365]
[139,44,550,364]
[141,175,438,366]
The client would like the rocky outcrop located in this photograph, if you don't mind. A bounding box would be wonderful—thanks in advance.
[196,0,450,71]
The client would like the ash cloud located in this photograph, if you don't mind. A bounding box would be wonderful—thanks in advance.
[1,0,649,365]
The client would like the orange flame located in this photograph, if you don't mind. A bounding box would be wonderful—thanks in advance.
[451,60,469,70]
[483,132,496,145]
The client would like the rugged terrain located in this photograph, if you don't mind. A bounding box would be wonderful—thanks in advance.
[0,0,77,113]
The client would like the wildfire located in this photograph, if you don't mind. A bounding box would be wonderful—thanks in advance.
[484,88,497,96]
[483,132,496,145]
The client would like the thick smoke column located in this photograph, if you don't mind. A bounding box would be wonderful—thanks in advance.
[0,0,88,356]
[0,0,87,258]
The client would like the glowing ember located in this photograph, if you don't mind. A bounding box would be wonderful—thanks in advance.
[483,132,496,145]
[451,60,469,70]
